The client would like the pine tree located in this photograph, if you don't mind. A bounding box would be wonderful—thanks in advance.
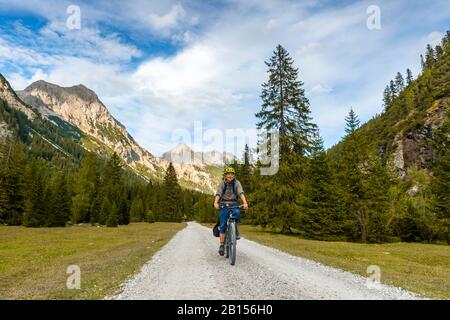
[101,152,124,224]
[104,153,122,186]
[71,153,100,223]
[362,155,394,243]
[0,139,26,225]
[395,72,405,93]
[254,45,317,233]
[406,68,413,86]
[23,159,47,227]
[299,133,339,239]
[118,195,130,225]
[337,109,365,240]
[344,108,360,135]
[425,44,435,68]
[47,172,70,227]
[389,80,397,100]
[383,85,392,111]
[256,44,317,159]
[162,162,181,222]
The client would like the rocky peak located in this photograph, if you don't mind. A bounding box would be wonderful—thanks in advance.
[0,73,36,120]
[162,142,236,166]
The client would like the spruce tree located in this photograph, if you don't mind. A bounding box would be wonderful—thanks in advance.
[162,162,181,222]
[71,153,100,223]
[389,80,397,100]
[101,152,124,225]
[420,54,425,70]
[344,108,360,134]
[299,133,339,239]
[395,72,405,93]
[406,68,413,86]
[0,139,26,225]
[23,159,47,227]
[47,173,71,227]
[362,155,394,243]
[254,44,317,233]
[383,86,392,111]
[256,44,316,159]
[425,44,435,67]
[337,109,365,240]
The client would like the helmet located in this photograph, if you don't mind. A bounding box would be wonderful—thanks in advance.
[224,167,235,174]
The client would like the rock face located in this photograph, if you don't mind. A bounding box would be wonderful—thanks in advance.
[12,78,220,192]
[18,81,159,169]
[391,98,449,176]
[0,74,36,120]
[161,142,236,166]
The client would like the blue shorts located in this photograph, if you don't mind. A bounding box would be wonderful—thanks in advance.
[219,205,241,234]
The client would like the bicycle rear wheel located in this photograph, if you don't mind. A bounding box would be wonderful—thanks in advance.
[229,222,236,265]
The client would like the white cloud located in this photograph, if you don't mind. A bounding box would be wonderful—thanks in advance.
[2,0,449,154]
[149,3,186,31]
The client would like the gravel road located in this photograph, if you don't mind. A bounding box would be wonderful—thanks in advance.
[115,222,421,300]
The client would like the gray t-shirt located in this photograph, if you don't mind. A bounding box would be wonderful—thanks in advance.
[215,179,244,202]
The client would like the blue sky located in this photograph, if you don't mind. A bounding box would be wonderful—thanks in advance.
[0,0,449,156]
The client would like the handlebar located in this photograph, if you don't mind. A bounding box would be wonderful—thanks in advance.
[218,204,246,209]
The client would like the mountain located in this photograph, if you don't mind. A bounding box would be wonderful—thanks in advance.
[1,74,220,192]
[161,142,236,166]
[329,33,450,181]
[0,73,87,168]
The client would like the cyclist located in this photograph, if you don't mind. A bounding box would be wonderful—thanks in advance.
[213,167,248,256]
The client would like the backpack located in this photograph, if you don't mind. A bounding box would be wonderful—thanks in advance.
[220,179,239,202]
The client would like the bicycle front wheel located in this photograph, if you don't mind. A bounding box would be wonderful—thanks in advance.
[229,222,236,265]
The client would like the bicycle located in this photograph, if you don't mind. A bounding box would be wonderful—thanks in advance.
[219,204,243,266]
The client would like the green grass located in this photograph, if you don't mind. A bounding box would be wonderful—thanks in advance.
[0,222,185,300]
[239,225,450,299]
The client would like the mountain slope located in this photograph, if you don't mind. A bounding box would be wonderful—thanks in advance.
[0,73,86,169]
[1,74,220,192]
[328,34,450,178]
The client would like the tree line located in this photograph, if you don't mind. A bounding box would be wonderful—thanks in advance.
[0,135,211,227]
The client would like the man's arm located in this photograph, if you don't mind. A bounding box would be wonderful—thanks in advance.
[214,182,223,209]
[240,193,248,209]
[214,195,220,209]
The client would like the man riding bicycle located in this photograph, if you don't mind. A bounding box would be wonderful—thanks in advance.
[214,167,248,256]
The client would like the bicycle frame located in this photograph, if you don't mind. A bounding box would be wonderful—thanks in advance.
[220,204,242,265]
